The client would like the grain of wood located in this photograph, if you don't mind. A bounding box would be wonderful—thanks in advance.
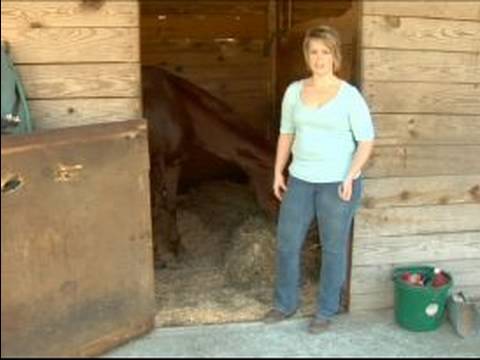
[30,98,141,129]
[362,175,480,208]
[363,1,480,21]
[362,15,480,52]
[18,64,140,99]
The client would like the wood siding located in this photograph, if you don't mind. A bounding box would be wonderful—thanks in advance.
[1,0,141,129]
[351,1,480,310]
[140,0,271,135]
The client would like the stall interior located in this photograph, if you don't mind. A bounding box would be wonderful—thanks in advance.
[139,0,358,326]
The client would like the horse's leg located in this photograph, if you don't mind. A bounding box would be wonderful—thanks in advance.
[163,161,185,260]
[150,154,172,269]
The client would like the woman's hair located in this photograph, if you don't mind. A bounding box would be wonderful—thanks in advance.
[302,25,342,73]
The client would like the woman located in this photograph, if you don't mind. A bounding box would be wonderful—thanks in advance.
[263,25,375,334]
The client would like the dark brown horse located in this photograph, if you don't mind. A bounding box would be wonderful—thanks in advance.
[141,66,277,268]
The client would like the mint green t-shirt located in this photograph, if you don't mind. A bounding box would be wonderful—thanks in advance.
[280,80,375,183]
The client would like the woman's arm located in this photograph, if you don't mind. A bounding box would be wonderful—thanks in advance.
[339,140,374,201]
[273,133,295,200]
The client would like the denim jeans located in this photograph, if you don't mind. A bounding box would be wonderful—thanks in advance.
[273,175,362,319]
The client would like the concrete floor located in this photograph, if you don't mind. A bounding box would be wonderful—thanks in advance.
[103,309,479,357]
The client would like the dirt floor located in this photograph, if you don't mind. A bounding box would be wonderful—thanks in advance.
[153,180,321,327]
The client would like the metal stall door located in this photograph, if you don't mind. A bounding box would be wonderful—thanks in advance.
[1,119,155,357]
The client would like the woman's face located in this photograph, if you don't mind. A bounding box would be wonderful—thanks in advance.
[306,39,334,77]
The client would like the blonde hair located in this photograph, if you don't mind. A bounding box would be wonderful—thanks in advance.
[302,25,342,73]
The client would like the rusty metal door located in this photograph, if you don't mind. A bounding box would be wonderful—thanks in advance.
[1,119,155,357]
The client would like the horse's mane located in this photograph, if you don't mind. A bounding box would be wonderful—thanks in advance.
[152,66,276,150]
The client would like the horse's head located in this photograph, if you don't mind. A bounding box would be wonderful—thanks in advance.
[250,172,279,219]
[237,141,279,219]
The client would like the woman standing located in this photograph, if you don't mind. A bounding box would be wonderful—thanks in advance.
[264,25,375,334]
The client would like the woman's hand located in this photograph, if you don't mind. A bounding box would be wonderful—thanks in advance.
[338,177,353,201]
[273,173,288,201]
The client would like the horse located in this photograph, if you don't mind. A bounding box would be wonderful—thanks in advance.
[141,66,277,268]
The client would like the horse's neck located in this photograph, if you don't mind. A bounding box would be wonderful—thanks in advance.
[161,69,274,176]
[184,94,273,172]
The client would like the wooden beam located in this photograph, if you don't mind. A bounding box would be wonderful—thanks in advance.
[365,145,480,178]
[364,82,480,115]
[362,15,480,52]
[267,0,277,141]
[30,98,142,129]
[141,38,267,66]
[352,232,480,266]
[363,175,480,208]
[373,114,480,146]
[4,27,139,63]
[140,0,267,17]
[362,49,480,83]
[1,0,139,28]
[18,64,140,99]
[141,13,268,39]
[362,1,480,21]
[355,204,480,237]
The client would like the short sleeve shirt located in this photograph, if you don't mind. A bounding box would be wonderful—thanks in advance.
[280,80,375,183]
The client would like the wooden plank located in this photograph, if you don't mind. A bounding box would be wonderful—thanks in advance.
[362,1,480,21]
[365,145,480,178]
[362,15,480,52]
[156,63,269,83]
[142,52,267,68]
[142,13,267,39]
[18,64,140,99]
[141,38,266,66]
[140,0,267,16]
[292,0,353,23]
[29,98,142,129]
[352,232,480,267]
[287,7,357,46]
[373,114,480,146]
[4,27,139,63]
[351,258,480,295]
[1,0,139,28]
[350,285,480,311]
[195,78,267,97]
[362,49,480,83]
[1,119,148,154]
[355,204,480,238]
[350,291,393,311]
[267,0,277,140]
[364,82,480,115]
[362,175,480,209]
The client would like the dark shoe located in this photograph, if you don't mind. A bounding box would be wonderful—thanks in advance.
[263,309,294,324]
[308,317,331,334]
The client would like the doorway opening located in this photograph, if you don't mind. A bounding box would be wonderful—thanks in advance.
[139,0,359,327]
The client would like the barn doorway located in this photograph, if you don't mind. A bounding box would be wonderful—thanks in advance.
[139,0,360,327]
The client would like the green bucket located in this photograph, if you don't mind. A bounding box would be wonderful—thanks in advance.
[392,266,453,331]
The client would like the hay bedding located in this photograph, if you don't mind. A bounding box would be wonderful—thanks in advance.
[154,180,320,327]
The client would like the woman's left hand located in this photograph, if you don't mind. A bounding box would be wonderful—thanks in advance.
[338,178,353,201]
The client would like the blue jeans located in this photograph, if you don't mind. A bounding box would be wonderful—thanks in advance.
[273,175,362,319]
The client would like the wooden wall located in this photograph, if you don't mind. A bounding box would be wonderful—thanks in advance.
[140,0,271,136]
[274,0,357,131]
[351,1,480,310]
[1,0,141,129]
[140,0,357,139]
